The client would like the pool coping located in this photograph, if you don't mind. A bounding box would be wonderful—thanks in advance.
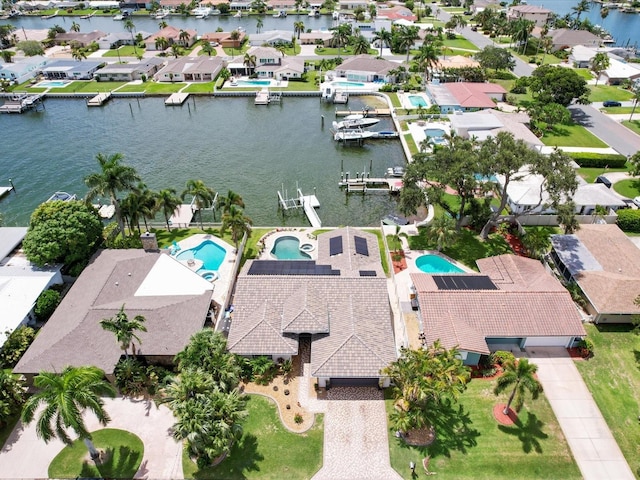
[257,228,319,261]
[398,91,432,110]
[408,250,474,274]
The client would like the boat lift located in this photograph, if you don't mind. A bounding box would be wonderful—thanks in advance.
[277,183,321,228]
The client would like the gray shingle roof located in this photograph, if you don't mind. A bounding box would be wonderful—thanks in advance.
[14,249,213,376]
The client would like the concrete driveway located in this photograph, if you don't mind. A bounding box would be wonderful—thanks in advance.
[525,348,635,480]
[0,397,182,479]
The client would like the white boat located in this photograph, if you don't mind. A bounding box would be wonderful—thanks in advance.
[308,9,320,17]
[155,9,170,19]
[332,11,340,20]
[233,11,242,17]
[113,13,125,20]
[273,10,287,17]
[386,166,405,177]
[332,115,380,130]
[334,129,375,142]
[47,191,77,202]
[210,9,221,15]
[192,6,211,18]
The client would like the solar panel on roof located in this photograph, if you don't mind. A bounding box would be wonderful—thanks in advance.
[433,275,497,290]
[359,270,377,277]
[354,236,369,256]
[248,260,340,276]
[329,236,343,256]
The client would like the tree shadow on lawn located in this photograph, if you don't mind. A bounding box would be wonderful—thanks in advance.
[193,434,263,480]
[498,412,548,454]
[77,445,142,479]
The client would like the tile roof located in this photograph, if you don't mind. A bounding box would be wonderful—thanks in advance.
[412,254,585,354]
[14,250,213,376]
[316,227,384,276]
[336,55,400,76]
[443,82,507,108]
[282,284,330,334]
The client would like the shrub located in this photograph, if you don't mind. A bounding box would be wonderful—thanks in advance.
[489,71,517,80]
[493,350,515,366]
[568,152,627,168]
[481,367,498,377]
[0,326,36,368]
[577,338,594,357]
[34,288,61,322]
[617,209,640,233]
[294,413,303,424]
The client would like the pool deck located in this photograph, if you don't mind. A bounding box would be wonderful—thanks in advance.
[398,91,432,110]
[224,77,289,89]
[257,228,318,260]
[406,119,451,150]
[172,234,238,314]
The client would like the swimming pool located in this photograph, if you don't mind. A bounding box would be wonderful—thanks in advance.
[271,236,312,260]
[415,254,464,274]
[236,79,273,86]
[37,80,68,88]
[332,81,365,87]
[424,128,446,138]
[408,95,428,107]
[176,240,227,271]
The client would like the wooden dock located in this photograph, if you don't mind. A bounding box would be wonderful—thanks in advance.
[335,108,391,117]
[339,175,403,194]
[255,89,270,105]
[0,185,14,199]
[165,93,189,106]
[333,90,348,104]
[169,204,195,228]
[87,92,111,107]
[277,188,321,227]
[0,93,45,114]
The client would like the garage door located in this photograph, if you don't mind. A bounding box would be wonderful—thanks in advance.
[330,378,379,388]
[523,336,571,348]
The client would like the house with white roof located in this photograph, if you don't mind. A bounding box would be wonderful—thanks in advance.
[0,55,50,84]
[333,54,399,83]
[97,31,152,50]
[569,45,640,85]
[154,56,225,82]
[0,227,63,347]
[41,60,104,80]
[449,109,543,148]
[248,30,294,47]
[95,58,165,82]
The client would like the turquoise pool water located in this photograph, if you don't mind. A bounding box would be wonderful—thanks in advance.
[271,236,311,260]
[176,240,227,270]
[415,254,464,274]
[37,80,67,88]
[424,128,446,138]
[333,81,365,87]
[236,80,272,86]
[408,95,427,107]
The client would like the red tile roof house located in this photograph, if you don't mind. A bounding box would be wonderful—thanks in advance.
[53,30,106,47]
[14,249,215,384]
[227,228,397,388]
[145,26,197,51]
[426,81,507,114]
[201,30,247,49]
[550,224,640,324]
[411,254,585,365]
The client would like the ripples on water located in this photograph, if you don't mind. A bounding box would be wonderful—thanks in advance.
[0,96,406,227]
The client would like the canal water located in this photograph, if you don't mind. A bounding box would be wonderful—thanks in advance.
[0,96,405,227]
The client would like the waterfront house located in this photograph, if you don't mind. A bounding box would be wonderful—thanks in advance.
[248,30,293,47]
[41,60,104,80]
[14,1,55,10]
[52,30,106,48]
[14,249,214,384]
[449,109,542,148]
[0,227,63,348]
[299,30,333,46]
[569,45,640,85]
[470,0,501,14]
[227,228,397,388]
[95,58,165,82]
[412,254,585,365]
[154,56,225,82]
[376,5,417,22]
[229,0,252,11]
[426,81,507,113]
[159,0,186,9]
[201,30,246,49]
[0,55,50,84]
[333,54,399,83]
[550,224,640,323]
[338,0,368,11]
[145,26,197,51]
[97,31,152,50]
[548,28,602,51]
[267,0,296,10]
[256,56,304,80]
[507,5,552,27]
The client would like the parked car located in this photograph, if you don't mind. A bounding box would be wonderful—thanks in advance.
[633,196,640,208]
[603,100,622,107]
[595,175,612,188]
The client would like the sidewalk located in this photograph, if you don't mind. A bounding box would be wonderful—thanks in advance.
[524,348,635,480]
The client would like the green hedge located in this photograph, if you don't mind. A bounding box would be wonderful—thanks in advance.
[617,209,640,232]
[567,152,627,168]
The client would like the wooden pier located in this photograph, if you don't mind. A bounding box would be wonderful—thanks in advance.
[335,108,391,117]
[255,89,270,105]
[169,204,195,228]
[87,92,111,107]
[333,90,348,104]
[0,93,45,114]
[0,185,14,200]
[165,93,189,106]
[277,187,321,228]
[339,173,403,194]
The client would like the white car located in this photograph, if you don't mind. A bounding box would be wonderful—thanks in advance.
[633,196,640,208]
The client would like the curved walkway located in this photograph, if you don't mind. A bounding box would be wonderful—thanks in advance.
[524,348,635,480]
[0,396,182,479]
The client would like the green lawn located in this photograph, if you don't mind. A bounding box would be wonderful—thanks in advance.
[386,382,580,479]
[314,46,378,56]
[574,68,593,80]
[577,167,628,183]
[588,85,634,102]
[48,429,143,479]
[601,106,634,114]
[575,324,640,477]
[183,82,216,93]
[622,119,640,135]
[102,46,144,57]
[387,92,401,108]
[405,133,419,156]
[408,228,512,271]
[442,37,479,51]
[116,81,187,93]
[24,81,127,94]
[613,178,640,198]
[507,49,561,66]
[541,124,608,148]
[183,395,323,479]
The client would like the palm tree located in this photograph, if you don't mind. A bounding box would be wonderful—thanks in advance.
[510,18,535,54]
[100,305,147,358]
[629,84,640,121]
[330,23,352,57]
[591,52,610,86]
[201,41,214,56]
[85,152,140,238]
[21,366,116,459]
[396,25,420,64]
[426,215,457,251]
[70,21,80,33]
[372,28,392,57]
[155,35,169,52]
[158,20,168,29]
[229,29,241,57]
[572,0,590,23]
[494,358,542,415]
[351,35,370,55]
[155,188,181,231]
[294,20,305,40]
[449,13,467,32]
[243,52,257,75]
[170,44,182,58]
[256,17,264,34]
[71,47,87,61]
[161,369,215,411]
[221,204,252,248]
[275,43,286,58]
[218,190,245,214]
[124,18,137,56]
[414,41,441,82]
[179,29,191,46]
[181,179,215,229]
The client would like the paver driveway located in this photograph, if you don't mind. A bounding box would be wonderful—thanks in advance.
[0,396,182,479]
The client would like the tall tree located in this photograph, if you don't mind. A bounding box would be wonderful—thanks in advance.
[529,65,589,106]
[155,188,181,231]
[124,18,137,56]
[572,0,590,23]
[155,35,169,51]
[330,22,352,57]
[591,52,609,86]
[221,204,252,248]
[256,17,264,34]
[351,34,370,55]
[630,84,640,121]
[21,366,116,459]
[556,201,580,234]
[181,179,215,229]
[218,190,245,214]
[179,29,190,45]
[85,152,141,237]
[474,45,515,71]
[414,41,441,82]
[396,25,420,64]
[494,358,542,415]
[70,21,80,33]
[100,305,147,358]
[293,20,305,40]
[243,52,257,75]
[426,215,458,251]
[372,28,392,57]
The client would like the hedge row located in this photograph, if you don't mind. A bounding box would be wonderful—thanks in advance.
[567,152,627,169]
[617,209,640,232]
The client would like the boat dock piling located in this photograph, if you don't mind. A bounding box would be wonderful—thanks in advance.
[277,186,321,228]
[0,93,45,114]
[335,108,390,117]
[165,93,189,106]
[339,172,402,194]
[87,92,111,107]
